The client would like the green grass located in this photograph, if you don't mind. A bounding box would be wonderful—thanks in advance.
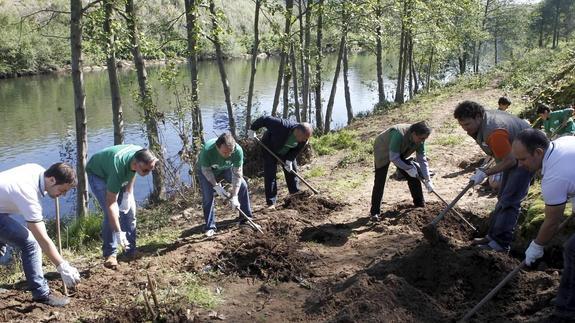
[306,166,327,178]
[433,134,466,147]
[311,130,362,156]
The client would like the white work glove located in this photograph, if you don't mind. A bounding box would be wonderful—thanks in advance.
[405,166,418,178]
[470,168,488,185]
[525,240,544,266]
[247,130,257,139]
[424,179,435,193]
[119,192,136,214]
[213,184,229,199]
[0,243,6,257]
[113,231,130,250]
[284,161,294,173]
[57,261,81,288]
[230,196,241,210]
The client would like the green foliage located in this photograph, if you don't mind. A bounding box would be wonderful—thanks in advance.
[311,130,362,156]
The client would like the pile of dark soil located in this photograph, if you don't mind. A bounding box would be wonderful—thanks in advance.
[307,242,559,322]
[211,237,316,282]
[282,191,345,219]
[381,201,483,245]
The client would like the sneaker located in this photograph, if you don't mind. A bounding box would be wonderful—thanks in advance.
[33,293,70,307]
[371,214,381,222]
[104,255,118,269]
[471,236,491,245]
[477,240,509,253]
[266,204,276,211]
[205,229,216,238]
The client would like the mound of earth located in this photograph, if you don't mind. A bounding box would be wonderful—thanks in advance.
[210,238,316,282]
[282,191,345,219]
[381,201,483,245]
[308,242,559,322]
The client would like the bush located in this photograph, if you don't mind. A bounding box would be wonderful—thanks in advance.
[45,214,103,251]
[311,130,361,156]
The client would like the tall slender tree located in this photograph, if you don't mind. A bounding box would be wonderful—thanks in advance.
[70,0,88,217]
[208,0,236,137]
[314,0,325,134]
[245,0,261,132]
[184,0,204,146]
[125,0,166,201]
[103,0,124,145]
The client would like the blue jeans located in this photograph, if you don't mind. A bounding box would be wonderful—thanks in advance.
[488,165,532,249]
[0,214,49,299]
[555,234,575,316]
[88,173,136,258]
[263,153,299,206]
[197,169,253,231]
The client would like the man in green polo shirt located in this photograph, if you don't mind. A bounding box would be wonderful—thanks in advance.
[86,145,158,268]
[370,121,433,221]
[197,132,253,237]
[537,104,575,138]
[248,116,313,207]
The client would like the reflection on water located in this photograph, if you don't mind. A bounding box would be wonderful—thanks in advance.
[0,54,398,218]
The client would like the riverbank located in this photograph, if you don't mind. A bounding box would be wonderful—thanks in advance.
[1,68,568,321]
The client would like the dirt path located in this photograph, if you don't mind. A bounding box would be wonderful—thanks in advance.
[0,83,559,322]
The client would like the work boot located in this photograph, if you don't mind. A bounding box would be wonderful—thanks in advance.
[104,255,118,269]
[33,293,70,307]
[477,240,509,253]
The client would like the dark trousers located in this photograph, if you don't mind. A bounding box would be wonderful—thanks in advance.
[370,164,424,216]
[487,165,532,249]
[555,234,575,316]
[263,152,299,206]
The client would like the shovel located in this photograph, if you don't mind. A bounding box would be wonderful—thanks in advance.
[253,136,319,194]
[217,185,263,234]
[55,197,69,296]
[422,158,494,242]
[459,215,574,322]
[420,177,477,232]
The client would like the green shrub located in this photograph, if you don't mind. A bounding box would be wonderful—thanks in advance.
[311,130,361,156]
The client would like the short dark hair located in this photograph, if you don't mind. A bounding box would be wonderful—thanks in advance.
[536,103,551,115]
[498,96,511,106]
[45,162,77,186]
[515,128,550,154]
[134,148,157,164]
[409,121,432,136]
[216,132,236,150]
[454,101,485,120]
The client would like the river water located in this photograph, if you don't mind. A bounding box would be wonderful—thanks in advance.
[0,54,399,218]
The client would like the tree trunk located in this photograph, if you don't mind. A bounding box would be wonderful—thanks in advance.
[273,0,294,117]
[426,46,434,93]
[245,0,261,132]
[324,34,345,133]
[208,0,236,137]
[552,1,560,49]
[290,44,301,122]
[314,0,324,134]
[394,16,406,103]
[185,0,204,148]
[297,0,306,122]
[375,0,385,104]
[538,16,544,48]
[103,0,124,146]
[408,36,413,100]
[126,0,165,201]
[302,0,312,122]
[282,52,291,119]
[70,0,88,218]
[342,41,353,125]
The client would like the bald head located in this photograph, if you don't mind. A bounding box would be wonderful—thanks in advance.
[295,122,313,142]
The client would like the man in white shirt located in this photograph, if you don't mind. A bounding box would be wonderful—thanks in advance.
[512,129,575,320]
[0,163,81,306]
